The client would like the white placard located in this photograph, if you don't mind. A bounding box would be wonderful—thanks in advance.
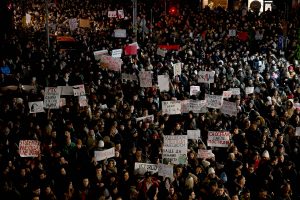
[187,130,201,140]
[136,115,154,123]
[197,149,215,159]
[111,49,122,58]
[100,55,123,72]
[229,29,236,37]
[296,127,300,136]
[162,101,181,115]
[173,63,182,77]
[73,85,86,96]
[134,163,158,174]
[229,88,241,95]
[69,18,78,31]
[44,87,61,109]
[117,10,125,18]
[190,86,200,96]
[108,11,117,18]
[207,131,231,147]
[94,50,108,60]
[245,87,254,95]
[29,101,44,113]
[158,75,170,92]
[59,86,74,96]
[19,140,40,157]
[26,13,31,25]
[79,96,88,107]
[139,71,152,87]
[181,100,207,114]
[158,163,173,178]
[114,29,127,38]
[163,135,188,165]
[221,100,238,116]
[222,91,232,99]
[94,147,115,161]
[198,71,215,83]
[206,94,224,109]
[121,73,138,81]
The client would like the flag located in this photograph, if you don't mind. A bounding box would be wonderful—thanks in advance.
[237,32,249,42]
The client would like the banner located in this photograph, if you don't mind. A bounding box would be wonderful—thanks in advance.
[198,71,215,83]
[111,49,122,58]
[19,140,40,157]
[163,135,188,165]
[162,101,181,115]
[139,71,152,87]
[173,63,182,77]
[229,88,241,95]
[73,85,86,96]
[206,94,223,109]
[29,101,44,113]
[222,91,232,99]
[158,44,180,50]
[245,87,254,95]
[220,101,238,116]
[190,86,200,96]
[158,75,170,92]
[100,55,123,71]
[124,44,138,55]
[117,10,125,19]
[44,87,61,109]
[207,131,231,147]
[121,73,138,81]
[158,163,173,178]
[79,96,88,107]
[94,147,115,161]
[108,11,117,18]
[69,18,78,31]
[187,130,201,140]
[94,50,108,61]
[136,115,154,123]
[197,149,215,159]
[134,163,158,174]
[114,29,127,38]
[79,19,90,28]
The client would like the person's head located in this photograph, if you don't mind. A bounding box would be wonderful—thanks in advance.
[216,184,225,196]
[123,171,130,181]
[82,178,89,188]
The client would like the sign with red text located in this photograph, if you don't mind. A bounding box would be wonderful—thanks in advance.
[207,131,231,147]
[44,87,61,109]
[19,140,40,157]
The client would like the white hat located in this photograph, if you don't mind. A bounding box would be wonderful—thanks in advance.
[98,140,104,148]
[262,150,270,159]
[208,167,215,174]
[202,160,210,168]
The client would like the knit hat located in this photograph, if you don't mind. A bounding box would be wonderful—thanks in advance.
[208,167,215,174]
[202,160,210,168]
[262,150,270,159]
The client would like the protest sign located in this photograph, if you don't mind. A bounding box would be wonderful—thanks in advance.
[158,163,173,178]
[156,48,166,57]
[73,85,86,96]
[19,140,40,157]
[162,101,181,115]
[134,163,158,174]
[117,10,125,18]
[222,91,232,99]
[79,96,88,107]
[59,86,74,96]
[198,71,215,83]
[114,29,127,38]
[69,18,78,31]
[173,63,182,77]
[29,101,44,113]
[139,71,152,87]
[108,11,117,18]
[94,50,108,61]
[245,87,254,95]
[26,13,31,25]
[229,88,241,95]
[187,130,201,140]
[111,49,122,58]
[163,135,188,165]
[197,149,215,159]
[181,100,207,114]
[221,100,238,116]
[136,115,154,123]
[121,73,138,82]
[229,29,236,37]
[158,75,170,92]
[79,19,90,28]
[296,127,300,136]
[158,44,180,50]
[44,87,61,109]
[124,44,138,55]
[206,94,223,109]
[94,147,115,161]
[100,55,123,71]
[190,86,200,96]
[207,131,231,147]
[59,98,66,107]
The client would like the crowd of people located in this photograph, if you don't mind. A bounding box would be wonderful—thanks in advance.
[0,0,300,199]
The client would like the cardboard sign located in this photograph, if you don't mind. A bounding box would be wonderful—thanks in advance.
[181,100,208,114]
[134,163,158,174]
[94,50,108,61]
[79,96,88,107]
[222,91,232,99]
[173,63,182,77]
[44,87,61,109]
[207,131,231,147]
[111,49,122,58]
[139,71,152,87]
[221,100,238,116]
[73,85,86,96]
[197,149,215,159]
[198,71,215,83]
[229,88,241,95]
[114,29,127,38]
[187,130,201,140]
[206,94,224,109]
[100,55,123,71]
[190,86,200,96]
[162,101,181,115]
[94,147,115,161]
[158,163,173,178]
[29,101,44,113]
[163,135,188,165]
[79,19,90,28]
[19,140,40,157]
[108,11,117,18]
[158,75,170,92]
[245,87,254,95]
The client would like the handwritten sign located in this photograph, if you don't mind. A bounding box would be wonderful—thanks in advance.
[207,131,231,147]
[114,29,127,38]
[79,19,90,28]
[19,140,40,157]
[222,91,232,99]
[181,100,207,114]
[198,71,215,83]
[73,85,85,96]
[69,18,78,31]
[197,149,215,159]
[158,75,170,92]
[229,88,241,95]
[29,101,44,113]
[100,55,123,71]
[162,101,181,115]
[190,86,200,96]
[221,100,238,116]
[111,49,122,58]
[173,63,182,77]
[108,11,117,18]
[94,147,115,161]
[79,95,88,107]
[134,163,158,174]
[139,71,152,87]
[163,135,188,165]
[158,163,173,178]
[245,87,254,95]
[136,115,154,123]
[187,130,201,140]
[206,94,223,109]
[44,87,61,109]
[94,50,108,61]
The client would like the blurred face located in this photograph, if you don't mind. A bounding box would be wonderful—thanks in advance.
[216,188,224,196]
[83,178,89,187]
